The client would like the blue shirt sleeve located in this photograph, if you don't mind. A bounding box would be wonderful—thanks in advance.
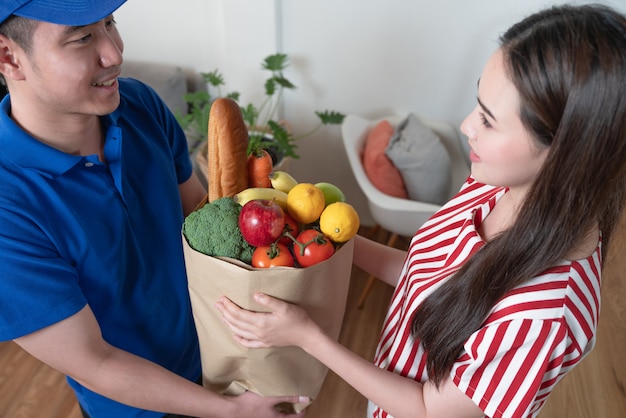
[0,199,87,340]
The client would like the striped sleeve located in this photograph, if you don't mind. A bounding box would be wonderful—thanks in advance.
[450,251,601,418]
[452,318,571,417]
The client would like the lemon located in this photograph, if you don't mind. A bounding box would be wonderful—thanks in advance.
[287,183,326,224]
[319,202,360,242]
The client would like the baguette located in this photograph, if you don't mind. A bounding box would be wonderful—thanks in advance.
[207,98,249,202]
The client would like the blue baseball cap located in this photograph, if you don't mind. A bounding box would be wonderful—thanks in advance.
[0,0,127,26]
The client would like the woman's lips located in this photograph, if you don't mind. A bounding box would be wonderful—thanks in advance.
[469,149,481,163]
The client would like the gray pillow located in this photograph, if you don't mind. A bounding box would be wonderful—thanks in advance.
[385,114,451,205]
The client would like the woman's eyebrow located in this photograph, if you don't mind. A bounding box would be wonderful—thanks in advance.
[477,96,496,121]
[476,77,496,121]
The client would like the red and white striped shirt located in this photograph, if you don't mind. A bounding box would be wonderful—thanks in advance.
[372,178,601,418]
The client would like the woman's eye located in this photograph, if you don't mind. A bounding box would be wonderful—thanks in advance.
[479,112,492,128]
[105,18,117,29]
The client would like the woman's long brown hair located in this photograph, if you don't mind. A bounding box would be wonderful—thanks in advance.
[411,4,626,387]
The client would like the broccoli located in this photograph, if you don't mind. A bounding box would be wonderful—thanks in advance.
[183,196,254,264]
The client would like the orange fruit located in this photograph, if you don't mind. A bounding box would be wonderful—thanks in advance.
[319,202,360,242]
[287,183,326,224]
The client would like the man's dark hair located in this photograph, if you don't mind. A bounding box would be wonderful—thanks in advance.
[0,15,37,52]
[0,16,37,86]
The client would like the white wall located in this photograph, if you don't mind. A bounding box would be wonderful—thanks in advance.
[115,0,626,225]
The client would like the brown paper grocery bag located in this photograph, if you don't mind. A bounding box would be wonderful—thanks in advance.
[183,234,353,411]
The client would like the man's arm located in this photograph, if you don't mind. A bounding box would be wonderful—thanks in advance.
[179,172,207,217]
[13,305,228,415]
[13,305,304,418]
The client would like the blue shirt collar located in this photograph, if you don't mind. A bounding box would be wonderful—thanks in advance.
[0,95,127,179]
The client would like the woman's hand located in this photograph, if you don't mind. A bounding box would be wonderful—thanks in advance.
[215,292,320,350]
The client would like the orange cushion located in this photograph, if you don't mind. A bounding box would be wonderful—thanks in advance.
[361,120,409,199]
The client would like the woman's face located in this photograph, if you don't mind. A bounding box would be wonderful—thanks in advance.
[460,49,548,195]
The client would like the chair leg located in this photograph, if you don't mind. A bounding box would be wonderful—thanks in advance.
[357,232,399,308]
[357,275,378,309]
[363,223,381,240]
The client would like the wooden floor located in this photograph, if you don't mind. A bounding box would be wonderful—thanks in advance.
[0,225,624,418]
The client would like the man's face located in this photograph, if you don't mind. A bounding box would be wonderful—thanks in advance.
[19,15,124,118]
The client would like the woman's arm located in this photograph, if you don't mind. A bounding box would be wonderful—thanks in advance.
[14,305,305,418]
[216,293,483,418]
[353,234,407,287]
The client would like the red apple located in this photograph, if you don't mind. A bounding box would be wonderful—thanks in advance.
[238,199,286,247]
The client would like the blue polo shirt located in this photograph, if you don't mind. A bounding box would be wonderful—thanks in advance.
[0,78,201,417]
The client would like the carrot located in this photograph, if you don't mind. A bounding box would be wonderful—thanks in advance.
[247,149,273,188]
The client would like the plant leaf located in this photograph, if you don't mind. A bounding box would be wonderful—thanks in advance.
[315,110,346,125]
[264,78,276,96]
[203,70,225,87]
[273,76,296,90]
[174,111,193,130]
[268,120,299,159]
[179,52,344,162]
[183,91,211,106]
[226,92,240,101]
[241,103,259,127]
[263,53,289,71]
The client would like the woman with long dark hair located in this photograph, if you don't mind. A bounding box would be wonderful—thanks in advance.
[217,4,626,417]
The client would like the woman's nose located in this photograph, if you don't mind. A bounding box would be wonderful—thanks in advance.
[460,111,476,140]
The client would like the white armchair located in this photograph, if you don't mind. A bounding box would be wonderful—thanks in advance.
[341,114,469,306]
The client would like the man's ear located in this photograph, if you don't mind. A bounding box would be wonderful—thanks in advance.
[0,35,26,82]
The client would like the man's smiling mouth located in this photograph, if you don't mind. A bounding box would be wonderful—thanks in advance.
[92,79,116,87]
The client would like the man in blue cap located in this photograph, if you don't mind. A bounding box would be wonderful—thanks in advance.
[0,1,306,417]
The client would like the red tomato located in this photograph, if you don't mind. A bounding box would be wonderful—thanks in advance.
[251,243,295,268]
[279,212,300,246]
[293,229,335,267]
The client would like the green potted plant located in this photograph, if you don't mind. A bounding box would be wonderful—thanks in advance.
[176,53,345,168]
